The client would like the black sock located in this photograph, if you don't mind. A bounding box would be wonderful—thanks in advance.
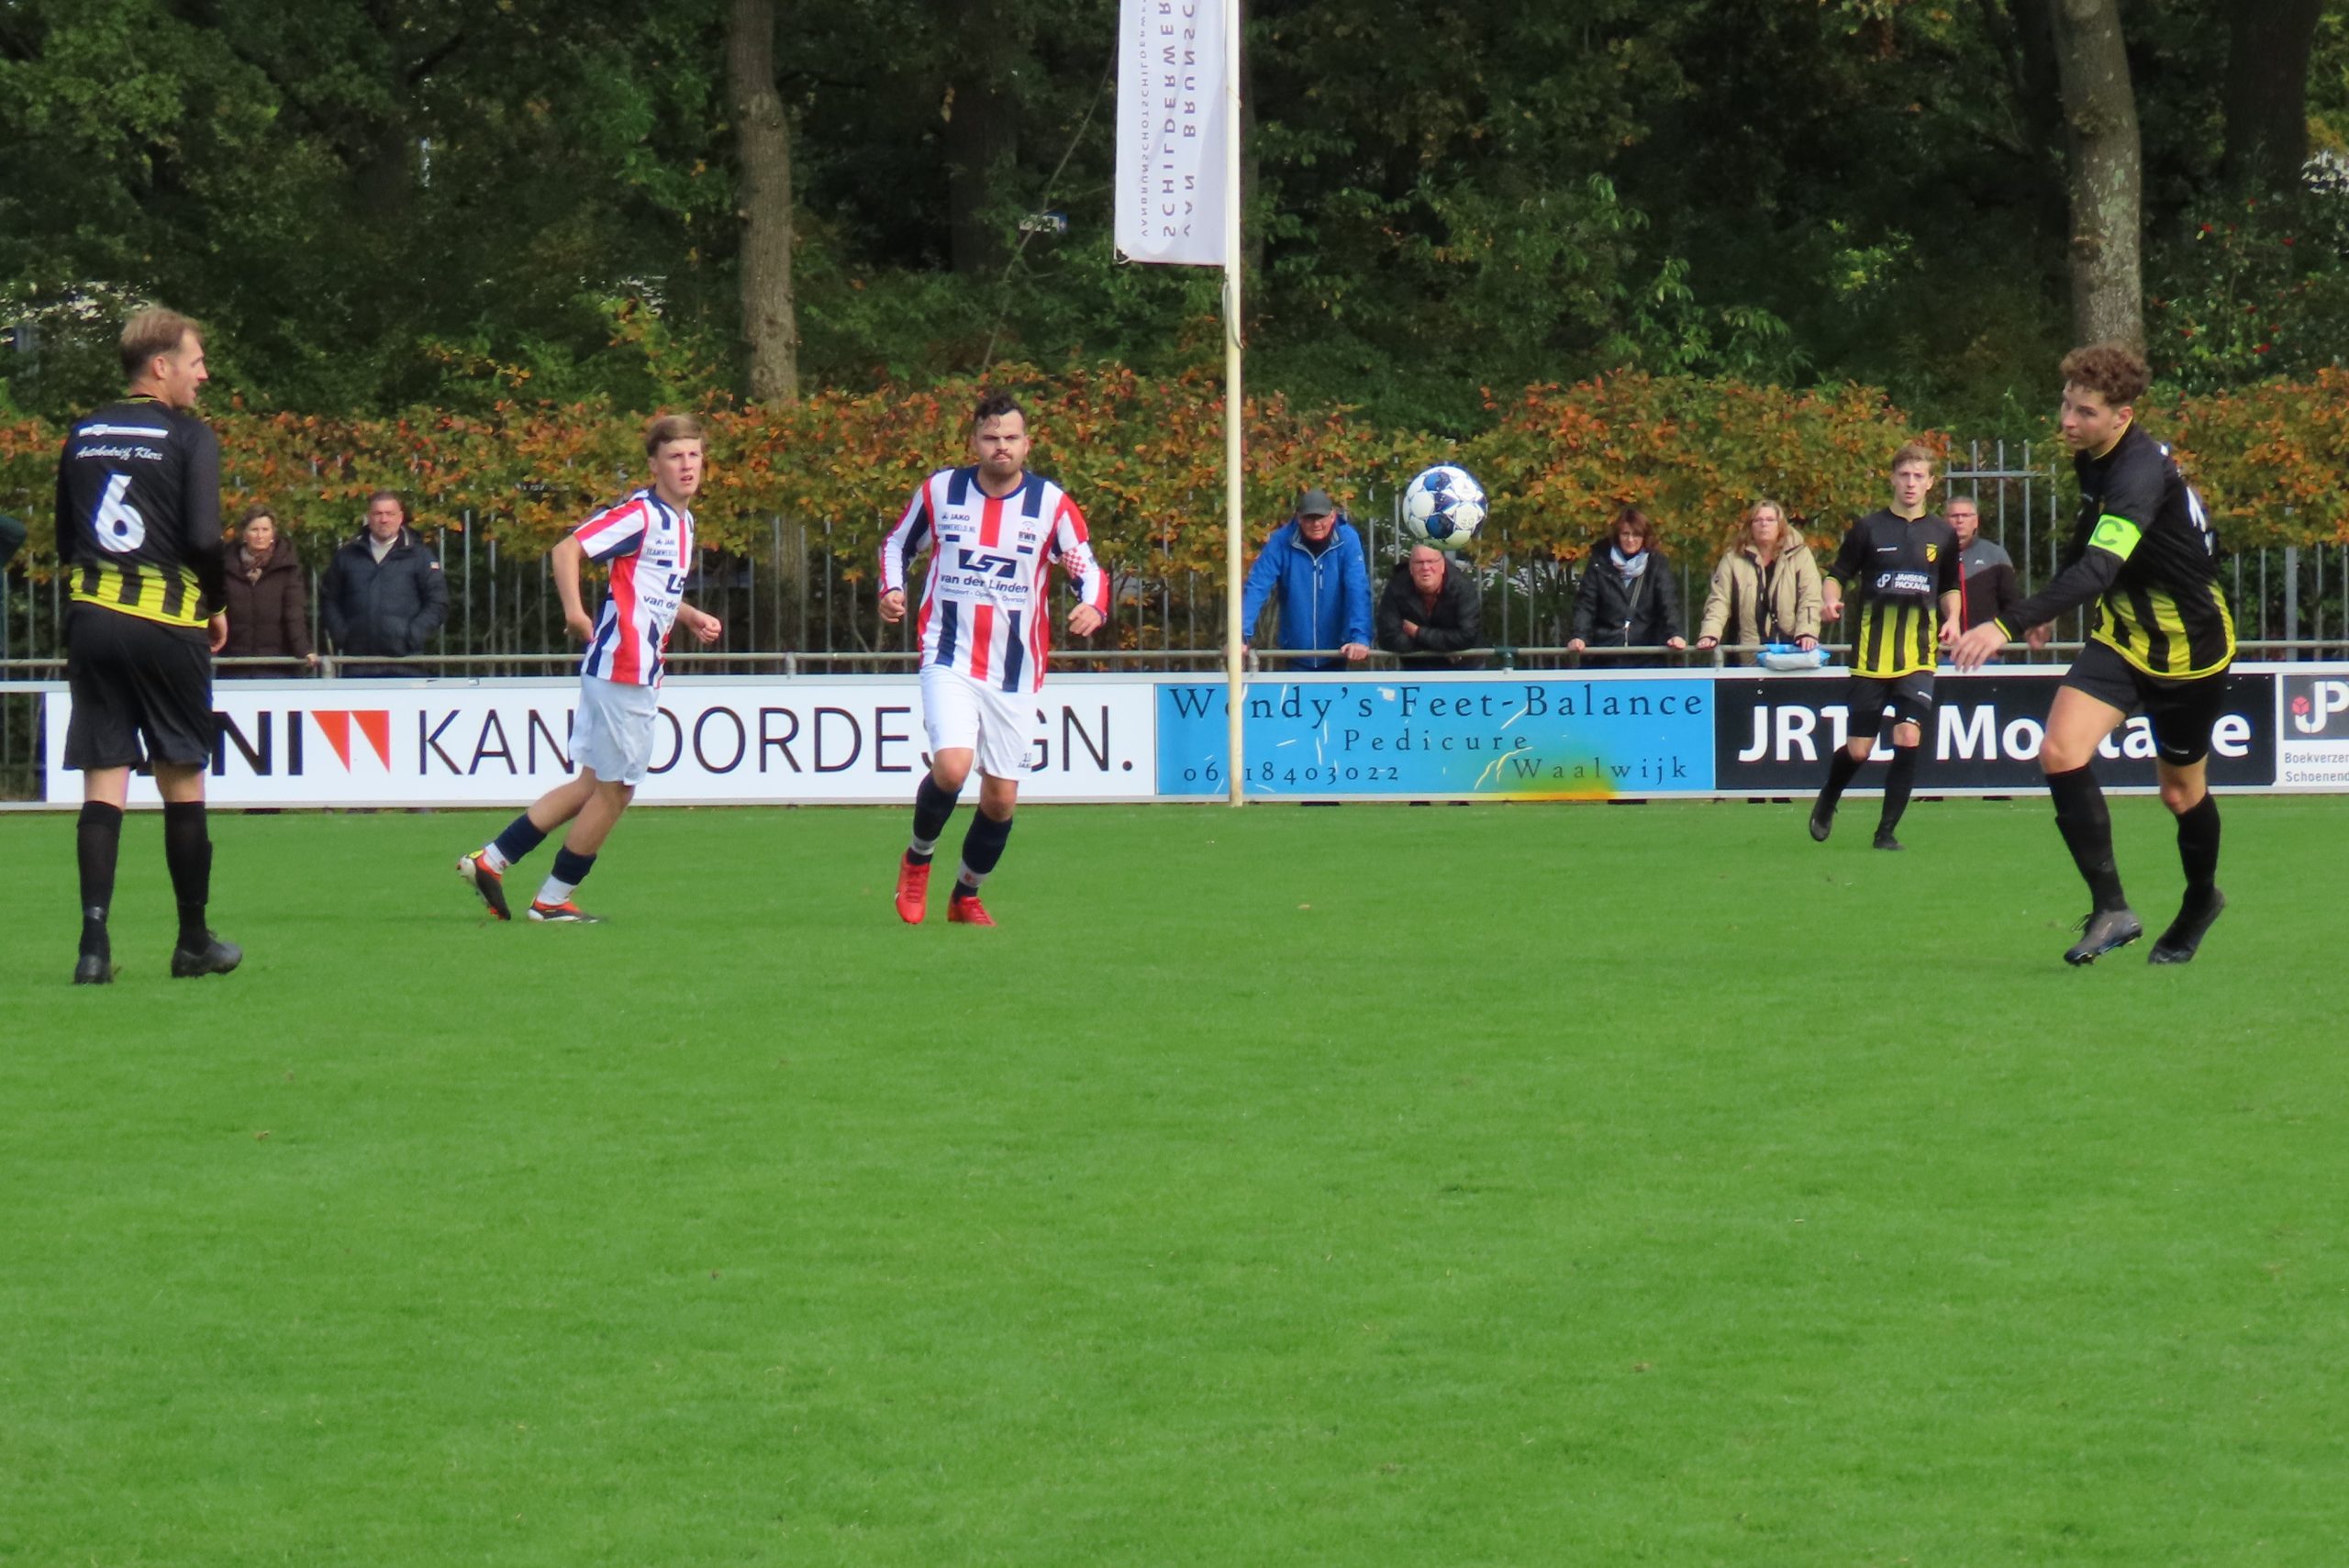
[551,846,596,891]
[2046,765,2127,912]
[492,811,549,867]
[1877,745,1920,834]
[76,802,123,957]
[2175,793,2221,903]
[1818,746,1863,807]
[954,810,1014,895]
[161,800,213,950]
[908,774,958,864]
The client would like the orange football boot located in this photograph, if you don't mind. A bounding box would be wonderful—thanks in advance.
[894,853,931,924]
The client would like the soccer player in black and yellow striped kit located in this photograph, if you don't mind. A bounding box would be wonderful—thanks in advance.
[1809,442,1962,851]
[54,309,242,984]
[1953,344,2233,965]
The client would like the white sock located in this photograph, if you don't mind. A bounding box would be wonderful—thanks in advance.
[480,843,510,873]
[536,875,576,906]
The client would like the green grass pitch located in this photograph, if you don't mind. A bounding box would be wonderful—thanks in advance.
[3,797,2344,1565]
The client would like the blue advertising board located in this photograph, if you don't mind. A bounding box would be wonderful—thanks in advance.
[1155,675,1716,798]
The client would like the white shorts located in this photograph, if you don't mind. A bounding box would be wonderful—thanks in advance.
[572,673,662,785]
[920,664,1040,781]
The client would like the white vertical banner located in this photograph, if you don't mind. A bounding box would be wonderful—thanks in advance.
[1113,0,1230,266]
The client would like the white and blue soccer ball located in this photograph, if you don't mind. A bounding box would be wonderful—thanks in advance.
[1401,464,1487,550]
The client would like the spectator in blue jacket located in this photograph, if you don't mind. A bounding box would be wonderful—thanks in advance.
[1239,488,1372,670]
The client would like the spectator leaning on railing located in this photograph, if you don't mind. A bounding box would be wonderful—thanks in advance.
[1239,487,1372,670]
[1376,542,1486,669]
[320,490,447,675]
[1947,495,2023,635]
[1567,506,1687,666]
[1695,498,1821,653]
[220,504,317,676]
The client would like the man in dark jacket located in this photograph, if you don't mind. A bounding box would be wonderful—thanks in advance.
[1948,495,2023,634]
[321,491,448,675]
[1376,544,1486,669]
[1239,487,1372,670]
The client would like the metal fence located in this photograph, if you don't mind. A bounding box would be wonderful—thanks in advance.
[7,440,2348,799]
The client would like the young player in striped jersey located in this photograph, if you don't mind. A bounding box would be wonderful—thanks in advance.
[1953,344,2235,965]
[879,392,1110,926]
[1809,442,1962,851]
[458,415,721,924]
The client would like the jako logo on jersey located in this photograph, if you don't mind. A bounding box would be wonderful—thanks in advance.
[2290,678,2349,734]
[956,548,1021,579]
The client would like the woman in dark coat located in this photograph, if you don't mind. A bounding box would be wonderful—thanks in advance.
[1566,506,1687,667]
[220,505,316,675]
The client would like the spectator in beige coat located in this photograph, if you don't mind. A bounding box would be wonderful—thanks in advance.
[1695,499,1822,653]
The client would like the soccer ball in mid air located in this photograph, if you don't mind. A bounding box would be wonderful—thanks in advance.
[1401,464,1487,550]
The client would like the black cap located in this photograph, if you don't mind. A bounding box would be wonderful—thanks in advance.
[0,513,26,567]
[1294,488,1336,518]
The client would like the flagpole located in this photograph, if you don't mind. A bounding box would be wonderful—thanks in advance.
[1110,0,1243,800]
[1221,0,1245,806]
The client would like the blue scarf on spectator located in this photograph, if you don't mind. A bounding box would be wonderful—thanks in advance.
[1609,545,1651,579]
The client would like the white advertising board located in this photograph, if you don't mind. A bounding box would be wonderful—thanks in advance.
[40,675,1160,807]
[2275,670,2349,789]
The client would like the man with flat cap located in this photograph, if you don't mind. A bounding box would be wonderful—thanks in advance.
[1238,486,1373,671]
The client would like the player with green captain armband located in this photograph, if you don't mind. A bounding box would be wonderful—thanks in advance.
[1951,343,2235,967]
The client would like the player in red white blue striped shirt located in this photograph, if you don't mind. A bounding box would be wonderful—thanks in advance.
[880,392,1109,926]
[458,415,723,924]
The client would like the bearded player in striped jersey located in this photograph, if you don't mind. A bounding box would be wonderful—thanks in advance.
[1953,344,2234,965]
[880,392,1110,926]
[458,415,721,924]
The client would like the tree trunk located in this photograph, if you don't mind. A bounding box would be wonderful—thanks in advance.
[2049,0,2142,350]
[729,0,799,403]
[2222,0,2324,194]
[1979,0,2064,157]
[946,0,1022,277]
[1977,0,2070,261]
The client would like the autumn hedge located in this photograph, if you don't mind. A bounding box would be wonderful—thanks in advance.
[5,367,2343,582]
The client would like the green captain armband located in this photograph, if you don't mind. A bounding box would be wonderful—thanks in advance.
[2087,513,2143,559]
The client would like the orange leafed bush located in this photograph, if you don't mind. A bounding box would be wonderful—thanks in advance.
[6,369,2342,580]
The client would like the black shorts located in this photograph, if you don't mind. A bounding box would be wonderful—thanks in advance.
[2062,638,2230,766]
[63,606,216,772]
[1847,670,1936,735]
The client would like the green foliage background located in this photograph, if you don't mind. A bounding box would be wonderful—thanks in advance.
[3,0,2346,437]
